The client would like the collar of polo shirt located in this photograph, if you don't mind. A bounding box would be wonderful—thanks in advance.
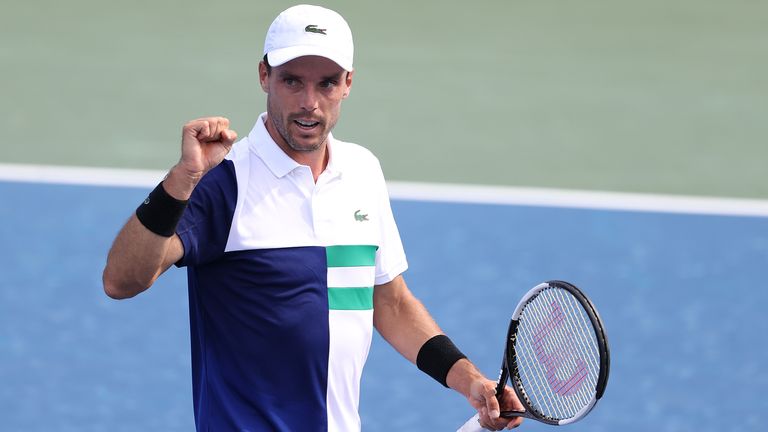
[249,113,342,180]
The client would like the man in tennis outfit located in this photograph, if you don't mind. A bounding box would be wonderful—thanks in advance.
[103,4,522,431]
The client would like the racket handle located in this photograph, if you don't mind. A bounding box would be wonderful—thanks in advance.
[500,409,526,418]
[456,414,483,432]
[457,410,527,431]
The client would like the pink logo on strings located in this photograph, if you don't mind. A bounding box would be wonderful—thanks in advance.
[532,301,588,397]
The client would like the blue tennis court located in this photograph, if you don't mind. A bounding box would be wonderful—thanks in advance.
[2,179,766,431]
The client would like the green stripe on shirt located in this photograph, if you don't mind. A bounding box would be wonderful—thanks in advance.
[328,287,374,310]
[326,245,377,267]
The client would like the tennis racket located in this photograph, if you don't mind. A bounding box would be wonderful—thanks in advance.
[458,280,609,430]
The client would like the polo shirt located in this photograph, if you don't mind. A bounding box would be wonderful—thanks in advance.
[175,113,408,431]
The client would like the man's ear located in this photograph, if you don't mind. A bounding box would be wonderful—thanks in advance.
[343,70,354,99]
[258,61,270,92]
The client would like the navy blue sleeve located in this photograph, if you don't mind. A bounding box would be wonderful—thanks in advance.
[175,160,238,267]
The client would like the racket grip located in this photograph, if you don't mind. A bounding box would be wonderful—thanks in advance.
[457,410,527,431]
[456,414,484,432]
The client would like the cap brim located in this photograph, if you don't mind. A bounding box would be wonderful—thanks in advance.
[267,45,353,72]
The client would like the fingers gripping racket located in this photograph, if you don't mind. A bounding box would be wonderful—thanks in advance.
[458,281,610,430]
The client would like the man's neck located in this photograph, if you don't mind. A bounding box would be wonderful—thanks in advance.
[263,115,329,182]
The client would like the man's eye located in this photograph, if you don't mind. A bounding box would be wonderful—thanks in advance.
[284,78,297,86]
[320,80,337,88]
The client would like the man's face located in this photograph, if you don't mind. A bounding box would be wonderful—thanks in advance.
[259,55,353,156]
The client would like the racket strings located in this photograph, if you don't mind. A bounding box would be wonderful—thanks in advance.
[514,287,601,420]
[529,289,597,415]
[517,301,573,418]
[533,289,598,414]
[518,302,584,419]
[548,291,599,395]
[516,301,565,415]
[556,293,600,408]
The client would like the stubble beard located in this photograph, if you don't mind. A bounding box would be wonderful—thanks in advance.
[268,105,335,154]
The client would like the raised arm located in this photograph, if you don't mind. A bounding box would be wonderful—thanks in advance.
[102,117,237,299]
[373,275,523,430]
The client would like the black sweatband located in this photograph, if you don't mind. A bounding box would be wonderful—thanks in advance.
[416,334,467,387]
[135,181,188,237]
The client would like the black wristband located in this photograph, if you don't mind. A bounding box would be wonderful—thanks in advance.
[416,334,467,387]
[135,181,189,237]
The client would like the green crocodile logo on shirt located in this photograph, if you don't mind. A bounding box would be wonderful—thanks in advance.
[354,210,369,222]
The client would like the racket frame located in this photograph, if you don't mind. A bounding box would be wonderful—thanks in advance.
[498,280,610,425]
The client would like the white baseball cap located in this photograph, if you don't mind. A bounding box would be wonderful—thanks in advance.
[263,4,354,71]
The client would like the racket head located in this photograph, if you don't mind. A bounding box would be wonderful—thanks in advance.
[503,280,610,425]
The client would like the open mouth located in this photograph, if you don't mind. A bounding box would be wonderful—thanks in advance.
[294,119,320,129]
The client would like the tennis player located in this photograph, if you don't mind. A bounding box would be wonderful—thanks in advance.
[102,4,522,431]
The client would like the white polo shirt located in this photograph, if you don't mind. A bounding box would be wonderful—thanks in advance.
[176,113,408,432]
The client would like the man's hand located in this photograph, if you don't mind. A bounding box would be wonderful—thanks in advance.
[180,117,237,178]
[468,379,524,430]
[165,117,237,200]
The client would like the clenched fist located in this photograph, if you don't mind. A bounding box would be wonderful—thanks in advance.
[163,117,238,200]
[180,117,238,176]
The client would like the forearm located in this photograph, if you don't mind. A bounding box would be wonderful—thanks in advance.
[373,276,443,364]
[102,213,181,299]
[374,278,520,427]
[103,117,236,300]
[102,168,192,299]
[374,277,482,394]
[446,358,486,399]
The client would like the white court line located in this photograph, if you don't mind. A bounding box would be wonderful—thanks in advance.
[2,163,768,217]
[0,163,165,188]
[388,181,768,217]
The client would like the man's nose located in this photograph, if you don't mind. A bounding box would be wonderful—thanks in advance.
[300,87,319,111]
